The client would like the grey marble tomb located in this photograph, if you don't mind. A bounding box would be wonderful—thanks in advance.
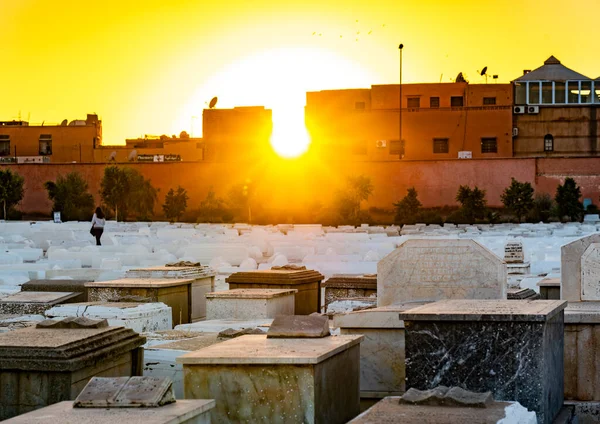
[399,299,567,424]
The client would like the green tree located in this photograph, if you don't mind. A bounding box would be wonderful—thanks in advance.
[500,178,534,222]
[393,187,422,225]
[528,193,554,223]
[197,188,230,223]
[334,175,374,223]
[44,172,94,221]
[163,186,189,222]
[555,177,583,222]
[0,169,24,220]
[456,185,487,222]
[100,166,157,221]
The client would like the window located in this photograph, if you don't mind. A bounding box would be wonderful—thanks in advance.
[581,81,592,103]
[39,134,52,155]
[481,137,497,153]
[450,96,464,107]
[0,135,10,156]
[567,81,579,103]
[355,101,366,110]
[514,83,526,105]
[407,97,420,108]
[430,97,440,108]
[542,82,553,104]
[555,82,566,103]
[528,82,540,104]
[390,139,404,155]
[544,134,554,152]
[483,97,496,105]
[433,138,449,153]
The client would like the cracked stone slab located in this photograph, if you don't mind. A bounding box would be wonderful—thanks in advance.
[267,315,330,338]
[74,376,175,408]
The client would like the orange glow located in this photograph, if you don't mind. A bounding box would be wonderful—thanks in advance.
[2,0,600,145]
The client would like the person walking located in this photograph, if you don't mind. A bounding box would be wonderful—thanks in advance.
[91,207,106,246]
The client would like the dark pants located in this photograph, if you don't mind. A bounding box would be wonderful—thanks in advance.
[92,227,104,246]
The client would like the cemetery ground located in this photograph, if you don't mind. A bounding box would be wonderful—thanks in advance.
[1,218,600,422]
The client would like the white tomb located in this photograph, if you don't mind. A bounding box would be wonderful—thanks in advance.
[205,288,296,320]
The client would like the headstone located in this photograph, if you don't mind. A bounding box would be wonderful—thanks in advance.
[581,243,600,301]
[377,239,507,306]
[53,212,61,223]
[177,334,362,424]
[400,299,567,424]
[347,391,536,424]
[226,269,324,314]
[0,291,81,315]
[537,278,561,300]
[504,241,525,263]
[561,234,600,301]
[267,314,330,338]
[0,319,146,420]
[206,289,296,320]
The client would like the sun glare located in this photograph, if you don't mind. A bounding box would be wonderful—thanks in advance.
[179,47,374,158]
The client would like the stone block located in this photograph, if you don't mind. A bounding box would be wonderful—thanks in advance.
[45,302,173,333]
[21,279,93,302]
[73,376,175,408]
[322,274,377,309]
[377,239,507,306]
[226,269,324,314]
[267,314,330,338]
[400,299,567,424]
[206,289,295,320]
[178,334,362,424]
[0,322,145,420]
[538,278,561,300]
[561,234,600,302]
[582,243,600,301]
[0,291,82,315]
[505,240,525,263]
[87,278,193,326]
[2,400,215,423]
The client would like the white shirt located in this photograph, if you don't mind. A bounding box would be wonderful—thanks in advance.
[91,213,106,228]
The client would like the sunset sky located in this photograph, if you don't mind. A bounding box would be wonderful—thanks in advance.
[3,0,600,152]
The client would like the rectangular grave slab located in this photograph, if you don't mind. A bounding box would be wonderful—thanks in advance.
[322,274,377,310]
[505,241,525,263]
[206,289,295,320]
[0,291,82,315]
[3,400,215,423]
[45,302,173,333]
[0,322,145,420]
[400,299,567,424]
[334,303,427,399]
[87,278,193,326]
[21,279,93,302]
[178,334,363,424]
[538,278,561,300]
[581,243,600,301]
[226,270,324,315]
[377,239,506,306]
[126,266,216,321]
[562,234,600,302]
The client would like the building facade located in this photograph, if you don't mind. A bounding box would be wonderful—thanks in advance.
[512,56,600,157]
[92,134,204,163]
[0,114,101,163]
[305,83,513,161]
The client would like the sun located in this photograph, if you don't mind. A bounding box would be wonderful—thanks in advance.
[179,47,375,158]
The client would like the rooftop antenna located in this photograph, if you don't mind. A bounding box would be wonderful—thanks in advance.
[480,66,488,83]
[208,96,218,109]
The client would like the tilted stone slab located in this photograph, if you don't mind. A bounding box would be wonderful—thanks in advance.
[0,291,82,315]
[74,376,175,408]
[267,314,330,338]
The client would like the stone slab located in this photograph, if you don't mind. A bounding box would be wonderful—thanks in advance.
[582,243,600,301]
[226,269,324,285]
[175,319,272,333]
[86,278,195,289]
[347,396,536,424]
[562,234,600,302]
[74,376,174,408]
[206,288,297,299]
[126,265,216,279]
[21,279,92,302]
[507,288,540,300]
[399,299,567,322]
[3,400,215,424]
[0,291,82,315]
[177,334,363,365]
[564,301,600,324]
[267,314,330,338]
[377,239,507,306]
[505,241,525,263]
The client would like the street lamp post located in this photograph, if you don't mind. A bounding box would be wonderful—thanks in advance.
[398,43,404,159]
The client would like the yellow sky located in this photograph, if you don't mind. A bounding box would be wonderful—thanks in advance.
[3,0,600,146]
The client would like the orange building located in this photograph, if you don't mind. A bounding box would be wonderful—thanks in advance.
[0,114,101,163]
[305,83,513,161]
[92,134,205,163]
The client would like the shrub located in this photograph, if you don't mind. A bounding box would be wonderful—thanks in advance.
[44,172,94,221]
[500,178,534,223]
[555,177,583,222]
[393,187,422,225]
[527,193,554,223]
[455,185,487,222]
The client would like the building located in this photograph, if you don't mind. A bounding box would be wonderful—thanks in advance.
[202,106,273,162]
[305,83,513,161]
[512,56,600,157]
[92,133,204,163]
[0,114,101,163]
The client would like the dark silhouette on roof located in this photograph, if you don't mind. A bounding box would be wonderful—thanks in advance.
[513,56,591,82]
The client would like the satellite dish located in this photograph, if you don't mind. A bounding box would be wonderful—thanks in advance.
[128,150,138,162]
[480,66,488,76]
[455,72,467,83]
[109,151,117,161]
[61,119,68,126]
[209,97,218,109]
